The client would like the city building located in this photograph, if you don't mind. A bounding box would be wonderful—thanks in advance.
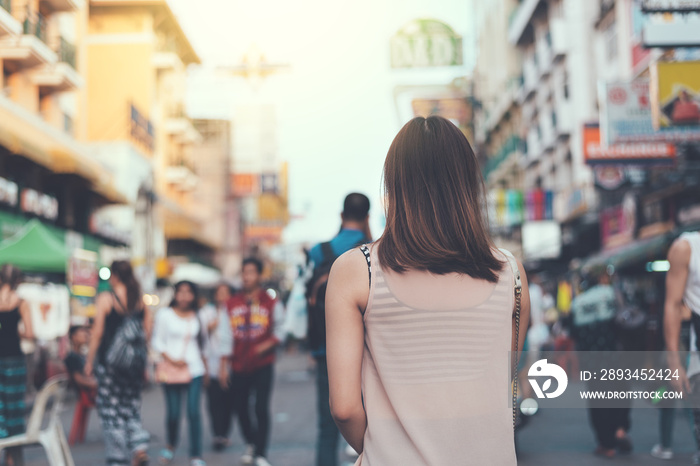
[508,0,599,269]
[83,0,204,289]
[0,0,125,267]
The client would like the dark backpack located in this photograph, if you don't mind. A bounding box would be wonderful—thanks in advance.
[106,293,148,379]
[306,239,365,353]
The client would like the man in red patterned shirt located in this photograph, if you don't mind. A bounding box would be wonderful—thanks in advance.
[219,258,285,466]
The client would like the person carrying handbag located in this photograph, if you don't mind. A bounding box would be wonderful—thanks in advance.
[151,281,209,466]
[85,260,152,466]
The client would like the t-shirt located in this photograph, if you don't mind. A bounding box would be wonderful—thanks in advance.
[307,228,367,266]
[570,284,618,352]
[198,304,231,378]
[151,307,206,378]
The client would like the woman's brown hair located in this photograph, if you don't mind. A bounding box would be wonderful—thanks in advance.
[110,260,142,311]
[378,116,503,282]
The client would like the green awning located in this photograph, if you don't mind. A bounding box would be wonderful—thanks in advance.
[0,219,69,273]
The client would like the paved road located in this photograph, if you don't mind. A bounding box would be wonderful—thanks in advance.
[16,352,700,465]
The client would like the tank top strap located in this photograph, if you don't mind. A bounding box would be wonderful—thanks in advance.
[359,244,372,288]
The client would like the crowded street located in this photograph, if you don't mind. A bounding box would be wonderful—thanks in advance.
[10,351,699,466]
[2,0,700,464]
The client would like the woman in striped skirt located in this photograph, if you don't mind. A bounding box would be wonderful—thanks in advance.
[0,264,34,465]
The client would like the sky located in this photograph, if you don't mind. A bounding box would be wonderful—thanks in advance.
[168,0,476,247]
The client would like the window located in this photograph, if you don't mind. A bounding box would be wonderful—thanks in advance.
[552,111,558,128]
[563,72,570,100]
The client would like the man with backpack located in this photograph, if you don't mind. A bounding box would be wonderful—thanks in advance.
[307,193,371,466]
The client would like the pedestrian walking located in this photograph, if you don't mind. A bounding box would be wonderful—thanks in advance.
[306,193,370,466]
[664,231,700,464]
[85,260,151,466]
[200,283,235,451]
[570,269,632,458]
[151,280,208,466]
[0,265,33,466]
[325,116,530,465]
[219,258,285,466]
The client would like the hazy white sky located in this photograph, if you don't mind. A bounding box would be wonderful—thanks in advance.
[169,0,475,246]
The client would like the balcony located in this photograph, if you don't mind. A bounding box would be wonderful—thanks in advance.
[525,129,542,165]
[536,32,553,77]
[130,103,155,154]
[165,160,198,192]
[482,77,520,136]
[483,136,522,182]
[508,0,544,45]
[520,54,538,101]
[550,18,567,58]
[0,0,22,37]
[165,105,202,144]
[555,101,573,136]
[0,13,56,69]
[153,38,182,70]
[40,0,84,13]
[31,38,81,92]
[539,112,556,151]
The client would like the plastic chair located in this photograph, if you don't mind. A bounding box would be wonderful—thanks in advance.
[0,375,75,466]
[68,390,95,445]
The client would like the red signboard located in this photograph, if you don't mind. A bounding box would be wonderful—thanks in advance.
[583,123,676,164]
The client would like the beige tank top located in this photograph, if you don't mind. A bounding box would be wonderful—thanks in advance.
[356,245,517,466]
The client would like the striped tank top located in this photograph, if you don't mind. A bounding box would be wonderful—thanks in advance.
[356,245,517,465]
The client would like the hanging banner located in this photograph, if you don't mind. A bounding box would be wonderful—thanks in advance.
[651,61,700,139]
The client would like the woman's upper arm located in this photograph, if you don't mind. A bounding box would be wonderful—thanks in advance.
[325,249,369,413]
[19,300,33,339]
[93,293,111,338]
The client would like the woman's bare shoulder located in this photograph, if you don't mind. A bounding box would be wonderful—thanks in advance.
[332,246,370,276]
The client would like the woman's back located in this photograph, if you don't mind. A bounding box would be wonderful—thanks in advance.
[359,244,516,465]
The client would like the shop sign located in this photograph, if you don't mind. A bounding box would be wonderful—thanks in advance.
[651,61,700,138]
[390,19,463,68]
[601,204,636,250]
[594,166,627,190]
[89,215,131,245]
[68,250,99,298]
[641,1,700,13]
[231,173,260,197]
[20,189,58,221]
[522,221,562,261]
[0,177,18,207]
[584,122,675,164]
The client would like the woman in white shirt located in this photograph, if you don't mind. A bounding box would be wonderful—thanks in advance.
[151,281,208,466]
[199,283,235,451]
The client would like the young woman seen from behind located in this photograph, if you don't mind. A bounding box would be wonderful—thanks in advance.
[325,116,531,465]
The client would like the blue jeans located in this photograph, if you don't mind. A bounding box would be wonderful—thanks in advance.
[315,358,340,466]
[163,376,204,458]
